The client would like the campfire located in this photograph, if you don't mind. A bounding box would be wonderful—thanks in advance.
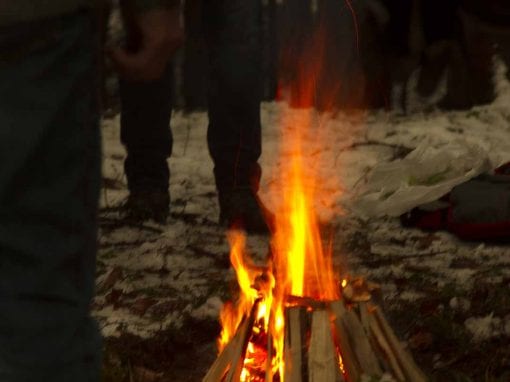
[204,270,426,382]
[204,23,426,380]
[203,108,427,381]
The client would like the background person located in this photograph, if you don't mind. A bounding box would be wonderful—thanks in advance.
[119,0,273,234]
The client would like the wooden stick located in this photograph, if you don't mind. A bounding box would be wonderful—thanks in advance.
[343,309,382,378]
[284,306,307,382]
[224,300,260,382]
[202,317,249,382]
[331,300,383,380]
[372,306,428,382]
[308,310,342,382]
[367,310,406,381]
[358,302,371,333]
[265,331,273,382]
[330,301,361,382]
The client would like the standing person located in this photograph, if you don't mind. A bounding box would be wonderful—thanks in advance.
[119,0,273,234]
[0,1,181,380]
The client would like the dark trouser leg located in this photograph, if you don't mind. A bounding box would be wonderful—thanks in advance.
[422,0,459,45]
[381,0,414,110]
[417,0,458,97]
[461,10,496,106]
[203,0,272,233]
[497,38,510,84]
[119,64,173,194]
[0,12,101,381]
[204,0,263,193]
[183,0,208,111]
[442,9,495,109]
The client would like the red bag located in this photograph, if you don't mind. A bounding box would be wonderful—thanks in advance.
[401,163,510,241]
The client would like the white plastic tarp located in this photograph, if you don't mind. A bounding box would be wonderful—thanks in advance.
[353,140,492,217]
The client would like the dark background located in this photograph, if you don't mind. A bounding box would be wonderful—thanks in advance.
[105,0,510,114]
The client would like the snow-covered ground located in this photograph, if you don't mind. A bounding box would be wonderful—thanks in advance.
[95,71,510,380]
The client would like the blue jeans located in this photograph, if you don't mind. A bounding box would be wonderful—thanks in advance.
[0,11,101,382]
[120,0,263,194]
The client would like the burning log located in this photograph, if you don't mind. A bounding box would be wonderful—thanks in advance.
[308,310,343,382]
[203,301,259,382]
[202,316,249,382]
[204,279,427,382]
[264,332,274,382]
[284,306,308,382]
[330,300,381,381]
[331,312,361,382]
[287,295,327,310]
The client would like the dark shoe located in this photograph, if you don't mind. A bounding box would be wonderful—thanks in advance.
[219,188,274,234]
[123,190,170,224]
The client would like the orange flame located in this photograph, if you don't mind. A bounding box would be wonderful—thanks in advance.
[218,108,341,379]
[218,231,259,351]
[271,118,340,301]
[217,4,363,380]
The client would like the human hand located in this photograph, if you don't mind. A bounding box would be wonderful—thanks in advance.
[110,7,183,82]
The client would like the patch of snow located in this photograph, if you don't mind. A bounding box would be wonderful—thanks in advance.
[398,291,426,302]
[191,296,224,320]
[441,268,477,288]
[94,304,189,339]
[464,314,502,342]
[449,297,471,313]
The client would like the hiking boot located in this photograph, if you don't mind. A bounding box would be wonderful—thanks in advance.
[123,190,170,224]
[219,188,274,234]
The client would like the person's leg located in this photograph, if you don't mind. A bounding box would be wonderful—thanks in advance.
[380,0,414,111]
[497,35,510,84]
[0,11,101,381]
[119,62,173,222]
[461,9,496,106]
[441,7,496,109]
[277,0,315,108]
[183,0,208,111]
[204,0,272,233]
[205,0,262,191]
[438,11,473,110]
[417,0,459,98]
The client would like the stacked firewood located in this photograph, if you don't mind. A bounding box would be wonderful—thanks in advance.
[203,278,427,382]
